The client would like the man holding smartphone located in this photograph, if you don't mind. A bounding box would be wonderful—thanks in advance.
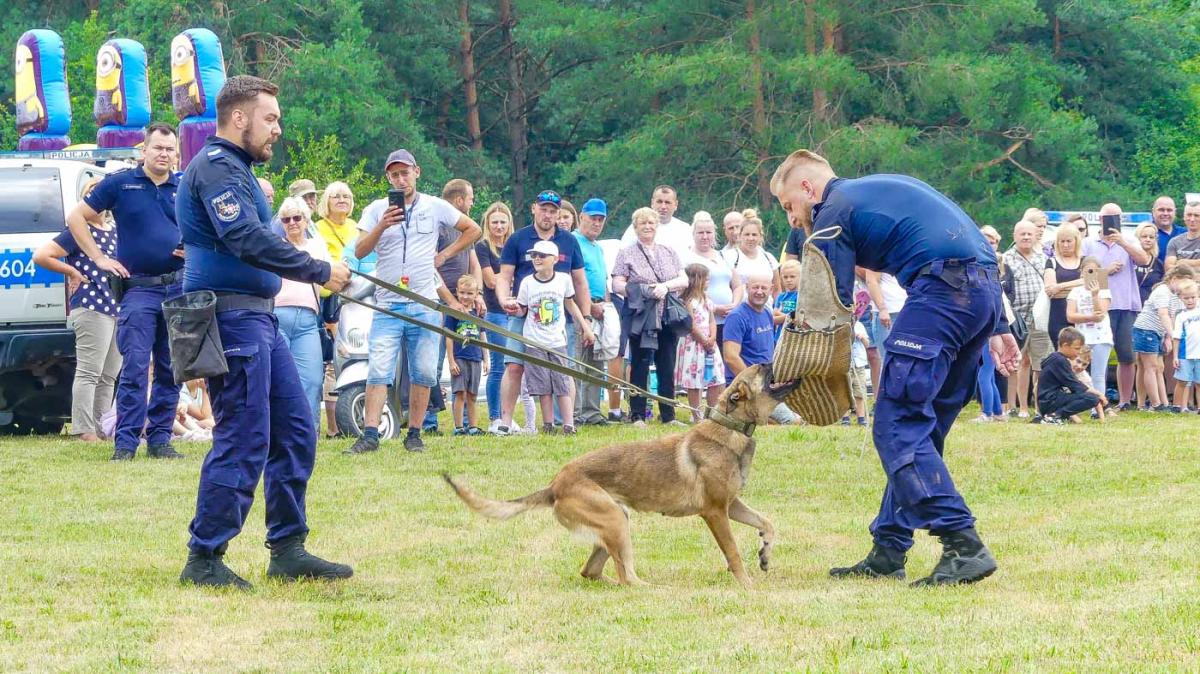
[1083,202,1152,410]
[345,150,481,454]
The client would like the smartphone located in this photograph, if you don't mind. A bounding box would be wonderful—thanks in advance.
[1101,214,1121,236]
[387,189,407,223]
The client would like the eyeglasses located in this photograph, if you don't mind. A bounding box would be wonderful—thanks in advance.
[530,252,554,260]
[281,215,305,224]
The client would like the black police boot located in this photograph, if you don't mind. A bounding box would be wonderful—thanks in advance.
[110,448,135,461]
[265,534,353,581]
[148,442,185,459]
[911,527,997,587]
[829,543,907,580]
[179,545,252,591]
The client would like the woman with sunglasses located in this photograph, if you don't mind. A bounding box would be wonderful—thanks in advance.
[273,197,331,426]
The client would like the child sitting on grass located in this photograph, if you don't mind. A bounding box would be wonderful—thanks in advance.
[1070,347,1106,422]
[1036,327,1102,424]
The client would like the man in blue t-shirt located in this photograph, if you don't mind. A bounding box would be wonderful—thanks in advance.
[722,274,777,384]
[572,198,617,425]
[492,190,590,435]
[65,121,185,462]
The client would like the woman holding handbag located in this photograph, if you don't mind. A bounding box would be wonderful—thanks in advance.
[612,207,689,427]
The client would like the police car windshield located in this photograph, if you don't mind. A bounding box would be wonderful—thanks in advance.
[0,167,66,235]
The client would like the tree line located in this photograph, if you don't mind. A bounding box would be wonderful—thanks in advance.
[2,0,1198,243]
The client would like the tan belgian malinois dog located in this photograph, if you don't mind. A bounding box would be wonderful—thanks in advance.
[443,363,801,588]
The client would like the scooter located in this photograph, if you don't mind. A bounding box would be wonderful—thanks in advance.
[333,274,401,439]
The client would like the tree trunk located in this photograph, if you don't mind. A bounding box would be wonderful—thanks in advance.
[747,0,772,210]
[805,0,828,121]
[498,0,527,207]
[459,0,483,152]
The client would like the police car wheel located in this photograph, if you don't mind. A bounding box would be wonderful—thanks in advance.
[335,383,396,440]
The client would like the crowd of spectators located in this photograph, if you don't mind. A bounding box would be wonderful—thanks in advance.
[41,146,1200,446]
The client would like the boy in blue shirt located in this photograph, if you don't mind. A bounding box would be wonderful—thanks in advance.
[446,276,485,435]
[773,259,800,340]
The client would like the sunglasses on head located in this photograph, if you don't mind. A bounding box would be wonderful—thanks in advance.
[536,191,562,206]
[281,215,305,224]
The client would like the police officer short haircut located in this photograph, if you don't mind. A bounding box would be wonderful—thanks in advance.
[145,121,177,139]
[442,179,472,203]
[216,75,280,125]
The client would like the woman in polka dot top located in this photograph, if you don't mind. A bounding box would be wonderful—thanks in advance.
[32,180,121,442]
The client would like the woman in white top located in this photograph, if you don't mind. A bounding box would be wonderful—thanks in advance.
[273,197,332,426]
[688,211,743,343]
[1066,256,1113,393]
[722,209,780,295]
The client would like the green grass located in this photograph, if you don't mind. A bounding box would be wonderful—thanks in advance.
[2,408,1199,672]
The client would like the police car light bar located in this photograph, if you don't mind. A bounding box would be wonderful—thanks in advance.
[0,147,143,162]
[1044,211,1152,226]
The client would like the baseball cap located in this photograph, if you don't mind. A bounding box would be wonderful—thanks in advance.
[580,198,607,217]
[529,240,559,258]
[384,149,417,170]
[534,190,562,208]
[288,179,317,198]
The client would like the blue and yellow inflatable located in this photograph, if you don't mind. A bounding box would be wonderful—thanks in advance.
[15,29,72,150]
[171,28,226,168]
[94,38,151,148]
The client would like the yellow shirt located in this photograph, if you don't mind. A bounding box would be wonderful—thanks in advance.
[314,217,358,262]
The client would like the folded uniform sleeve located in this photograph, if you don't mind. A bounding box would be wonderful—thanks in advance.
[200,176,330,285]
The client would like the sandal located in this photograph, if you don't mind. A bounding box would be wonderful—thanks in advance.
[466,426,484,436]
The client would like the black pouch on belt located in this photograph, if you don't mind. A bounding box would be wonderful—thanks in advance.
[162,290,228,384]
[107,272,127,304]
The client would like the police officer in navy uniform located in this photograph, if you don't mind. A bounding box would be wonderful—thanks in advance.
[66,122,186,461]
[175,76,352,589]
[770,150,1021,586]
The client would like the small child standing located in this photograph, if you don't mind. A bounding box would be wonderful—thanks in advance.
[842,319,870,426]
[1036,327,1102,424]
[1132,267,1194,410]
[1066,256,1113,395]
[445,276,485,436]
[675,264,725,422]
[1171,279,1200,412]
[773,260,801,339]
[516,240,594,435]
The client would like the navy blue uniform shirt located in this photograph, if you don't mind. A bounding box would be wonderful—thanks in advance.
[500,226,584,295]
[810,175,997,305]
[83,166,183,278]
[177,137,330,298]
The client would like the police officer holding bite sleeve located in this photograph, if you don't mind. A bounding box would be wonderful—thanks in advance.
[175,75,352,590]
[771,150,1021,586]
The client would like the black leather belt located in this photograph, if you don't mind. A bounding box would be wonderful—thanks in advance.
[915,258,1000,283]
[125,270,182,288]
[215,293,275,313]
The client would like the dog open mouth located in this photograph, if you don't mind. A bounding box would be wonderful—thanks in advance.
[762,363,802,399]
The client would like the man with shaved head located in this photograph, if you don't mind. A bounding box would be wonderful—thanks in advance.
[1083,202,1152,409]
[721,273,801,424]
[771,149,1018,586]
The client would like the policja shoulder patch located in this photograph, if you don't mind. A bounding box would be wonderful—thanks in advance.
[211,190,241,223]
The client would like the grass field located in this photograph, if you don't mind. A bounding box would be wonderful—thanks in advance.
[2,407,1199,672]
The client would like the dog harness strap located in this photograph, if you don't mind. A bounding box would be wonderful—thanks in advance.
[704,406,754,437]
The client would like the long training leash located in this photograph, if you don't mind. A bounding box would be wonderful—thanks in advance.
[336,270,698,415]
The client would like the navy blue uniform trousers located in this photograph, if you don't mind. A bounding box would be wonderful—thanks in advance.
[187,309,316,554]
[870,267,1001,552]
[114,284,180,452]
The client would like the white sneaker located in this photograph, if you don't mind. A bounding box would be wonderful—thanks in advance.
[488,419,502,434]
[491,424,511,437]
[632,420,647,429]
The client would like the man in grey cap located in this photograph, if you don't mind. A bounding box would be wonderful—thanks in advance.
[345,149,481,453]
[289,178,319,213]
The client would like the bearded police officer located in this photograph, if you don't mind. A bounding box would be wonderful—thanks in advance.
[175,75,351,590]
[771,150,1020,586]
[66,122,185,461]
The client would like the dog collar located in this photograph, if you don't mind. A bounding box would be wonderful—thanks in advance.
[704,406,755,437]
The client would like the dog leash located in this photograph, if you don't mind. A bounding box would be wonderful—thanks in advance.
[336,274,700,416]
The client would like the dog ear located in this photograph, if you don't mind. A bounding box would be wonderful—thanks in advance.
[728,381,748,405]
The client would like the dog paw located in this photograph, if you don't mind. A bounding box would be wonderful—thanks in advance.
[758,546,771,572]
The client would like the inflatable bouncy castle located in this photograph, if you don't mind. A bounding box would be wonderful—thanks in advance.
[94,39,151,148]
[171,28,226,168]
[15,29,72,150]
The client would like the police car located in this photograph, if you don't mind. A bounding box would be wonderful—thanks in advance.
[0,148,135,433]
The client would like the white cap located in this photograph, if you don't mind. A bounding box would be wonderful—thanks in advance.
[529,240,559,258]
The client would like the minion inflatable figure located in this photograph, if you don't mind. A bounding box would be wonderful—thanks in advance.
[170,28,225,168]
[94,39,151,148]
[14,29,72,150]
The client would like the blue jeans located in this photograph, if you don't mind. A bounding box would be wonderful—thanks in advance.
[484,310,508,420]
[274,306,323,426]
[367,302,441,387]
[870,310,895,362]
[976,344,1002,417]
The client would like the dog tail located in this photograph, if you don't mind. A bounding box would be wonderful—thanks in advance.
[442,472,554,520]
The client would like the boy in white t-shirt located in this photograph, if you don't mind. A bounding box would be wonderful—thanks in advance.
[516,240,595,435]
[1170,280,1200,412]
[840,319,870,427]
[1066,256,1113,393]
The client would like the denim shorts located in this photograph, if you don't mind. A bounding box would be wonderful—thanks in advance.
[1131,326,1165,355]
[367,302,441,387]
[1176,358,1200,383]
[502,316,527,367]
